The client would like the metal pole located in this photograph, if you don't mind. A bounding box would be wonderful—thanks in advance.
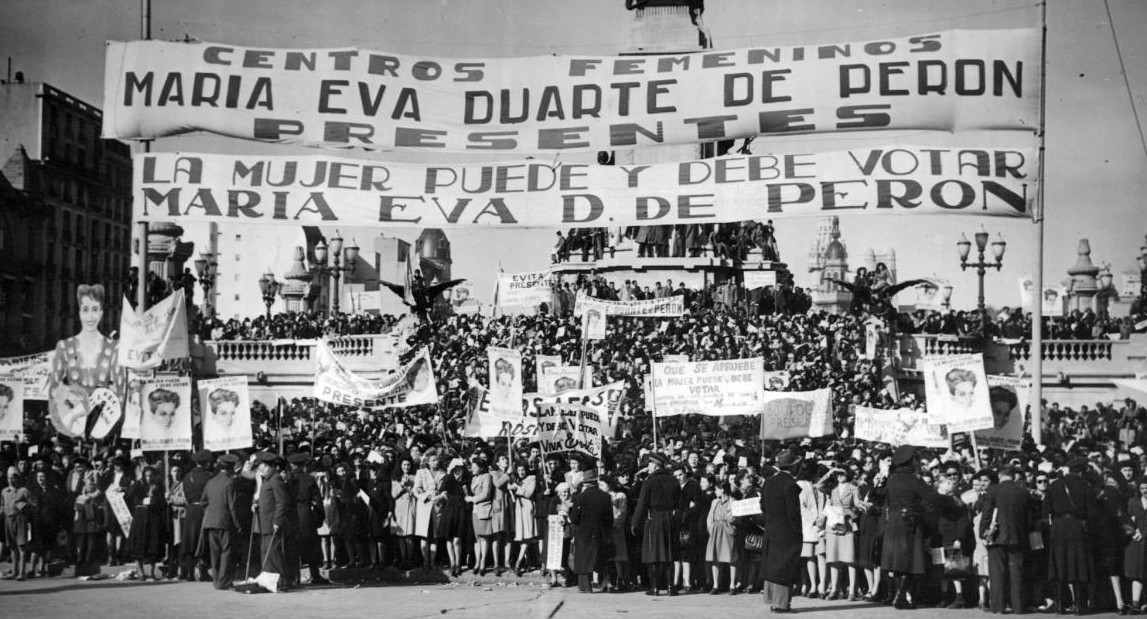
[978,260,988,336]
[135,0,151,312]
[332,255,342,315]
[1031,0,1049,445]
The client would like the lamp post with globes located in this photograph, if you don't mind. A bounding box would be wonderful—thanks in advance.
[313,233,360,315]
[258,270,282,321]
[193,252,217,320]
[957,230,1007,337]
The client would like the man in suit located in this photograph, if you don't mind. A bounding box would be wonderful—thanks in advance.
[201,453,241,590]
[757,449,803,613]
[254,451,292,591]
[569,468,613,593]
[286,453,328,585]
[980,464,1031,614]
[181,449,214,581]
[631,452,680,596]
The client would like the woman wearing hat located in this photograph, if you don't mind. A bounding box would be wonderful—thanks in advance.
[412,450,447,572]
[630,452,681,596]
[880,445,944,610]
[127,465,167,581]
[1044,456,1097,613]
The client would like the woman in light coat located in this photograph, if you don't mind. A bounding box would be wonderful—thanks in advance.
[510,462,538,576]
[412,450,447,571]
[797,462,831,597]
[705,480,738,594]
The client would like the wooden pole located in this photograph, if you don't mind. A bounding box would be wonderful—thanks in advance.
[1030,0,1049,446]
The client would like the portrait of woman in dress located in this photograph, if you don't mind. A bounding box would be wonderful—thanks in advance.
[48,284,123,437]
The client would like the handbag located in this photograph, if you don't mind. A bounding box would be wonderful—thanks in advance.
[899,505,920,530]
[678,529,693,549]
[942,546,973,578]
[744,531,764,552]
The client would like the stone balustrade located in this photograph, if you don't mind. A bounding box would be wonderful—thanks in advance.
[196,333,400,378]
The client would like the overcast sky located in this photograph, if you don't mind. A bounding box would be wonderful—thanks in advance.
[2,0,1145,310]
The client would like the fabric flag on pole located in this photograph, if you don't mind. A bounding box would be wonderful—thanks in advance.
[758,389,834,440]
[118,289,189,370]
[403,244,418,307]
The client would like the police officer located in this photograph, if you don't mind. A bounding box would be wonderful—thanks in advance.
[254,451,292,591]
[630,452,680,596]
[286,452,327,585]
[182,449,214,581]
[202,453,241,590]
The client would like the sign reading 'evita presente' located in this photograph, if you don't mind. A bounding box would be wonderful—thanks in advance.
[134,145,1036,227]
[103,29,1039,153]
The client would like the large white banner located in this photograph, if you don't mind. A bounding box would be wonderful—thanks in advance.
[464,381,626,439]
[133,145,1036,228]
[853,406,949,448]
[535,403,602,459]
[314,343,438,408]
[199,376,254,451]
[0,376,24,441]
[973,375,1030,451]
[651,358,764,417]
[496,271,553,307]
[118,290,189,370]
[140,375,193,451]
[0,352,53,401]
[922,353,992,433]
[103,30,1040,152]
[759,389,834,440]
[574,293,686,317]
[743,270,778,290]
[487,347,523,420]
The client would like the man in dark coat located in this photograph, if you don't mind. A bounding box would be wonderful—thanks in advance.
[881,444,944,610]
[631,452,680,596]
[181,449,214,581]
[756,449,803,613]
[254,451,292,590]
[1045,457,1096,613]
[980,464,1031,614]
[287,453,328,585]
[201,453,242,590]
[569,468,613,593]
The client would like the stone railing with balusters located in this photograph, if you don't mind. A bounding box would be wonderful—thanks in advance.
[895,333,1147,381]
[197,333,399,379]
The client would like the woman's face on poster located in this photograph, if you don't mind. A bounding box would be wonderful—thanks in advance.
[0,394,10,420]
[79,295,103,334]
[152,401,177,428]
[990,397,1013,430]
[213,400,237,428]
[951,381,976,409]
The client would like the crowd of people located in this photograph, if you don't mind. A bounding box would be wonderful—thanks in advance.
[3,273,1147,614]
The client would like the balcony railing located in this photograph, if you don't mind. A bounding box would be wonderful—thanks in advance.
[897,334,1147,382]
[199,333,400,378]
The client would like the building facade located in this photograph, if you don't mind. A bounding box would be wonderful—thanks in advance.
[0,80,132,354]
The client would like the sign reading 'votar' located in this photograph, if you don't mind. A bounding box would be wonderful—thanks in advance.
[103,30,1039,153]
[133,146,1036,228]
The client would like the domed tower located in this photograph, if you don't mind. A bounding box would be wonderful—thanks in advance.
[416,228,452,284]
[279,247,316,313]
[814,217,854,314]
[1067,238,1101,313]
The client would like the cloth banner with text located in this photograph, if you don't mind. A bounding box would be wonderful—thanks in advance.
[651,358,764,417]
[140,375,193,451]
[0,375,25,441]
[463,381,625,440]
[922,353,992,433]
[118,290,190,370]
[104,30,1040,152]
[743,271,777,290]
[487,347,524,420]
[496,270,553,307]
[973,375,1030,451]
[199,375,254,451]
[574,293,685,318]
[853,405,949,448]
[133,145,1037,228]
[535,403,602,458]
[314,343,438,408]
[0,352,54,401]
[758,388,834,440]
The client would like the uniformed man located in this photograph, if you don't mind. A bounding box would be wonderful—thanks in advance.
[286,453,327,585]
[201,453,241,590]
[630,452,680,596]
[182,449,214,581]
[254,451,292,591]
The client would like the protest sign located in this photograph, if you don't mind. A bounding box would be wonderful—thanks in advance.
[0,352,53,401]
[582,306,606,341]
[1040,286,1066,318]
[314,344,437,409]
[487,347,524,420]
[573,293,685,317]
[104,30,1040,152]
[107,490,133,537]
[546,515,565,570]
[0,376,24,441]
[118,290,189,370]
[496,270,553,307]
[759,389,834,440]
[535,355,562,387]
[539,366,585,395]
[88,388,124,441]
[853,406,949,448]
[200,376,255,451]
[140,375,193,451]
[922,353,992,433]
[535,403,602,458]
[973,375,1030,451]
[1018,277,1036,310]
[763,370,791,390]
[120,369,152,440]
[743,270,777,290]
[651,358,764,417]
[730,498,762,517]
[464,381,626,440]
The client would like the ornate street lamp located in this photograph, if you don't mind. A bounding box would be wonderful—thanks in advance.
[958,230,1006,336]
[258,269,282,320]
[193,252,217,320]
[313,232,359,314]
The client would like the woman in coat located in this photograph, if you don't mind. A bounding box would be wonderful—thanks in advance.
[72,475,104,570]
[705,479,737,594]
[935,464,974,609]
[437,458,467,576]
[602,475,630,591]
[733,472,762,593]
[880,446,944,610]
[1124,478,1147,612]
[569,469,612,592]
[797,462,830,597]
[412,450,447,571]
[100,456,134,566]
[1045,458,1097,613]
[825,467,863,600]
[466,459,495,576]
[365,463,392,570]
[510,462,538,576]
[1095,470,1133,613]
[127,466,166,581]
[333,462,366,568]
[390,457,418,569]
[490,454,513,575]
[855,463,888,601]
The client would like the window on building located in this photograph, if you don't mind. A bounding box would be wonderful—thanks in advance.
[21,281,33,314]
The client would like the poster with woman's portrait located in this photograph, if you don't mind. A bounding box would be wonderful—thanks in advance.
[535,355,561,387]
[922,353,992,433]
[487,346,523,420]
[199,376,253,451]
[973,375,1030,451]
[763,370,791,391]
[119,369,152,440]
[582,308,606,341]
[140,375,192,451]
[48,283,124,438]
[0,375,25,440]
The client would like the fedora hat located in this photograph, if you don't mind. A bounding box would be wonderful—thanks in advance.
[891,445,917,467]
[775,449,802,471]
